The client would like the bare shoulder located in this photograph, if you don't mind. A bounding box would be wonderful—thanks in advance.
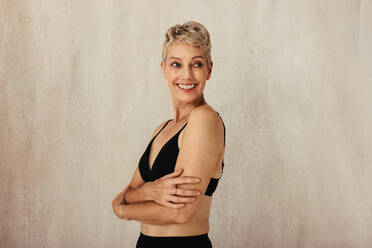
[188,105,224,146]
[189,104,221,127]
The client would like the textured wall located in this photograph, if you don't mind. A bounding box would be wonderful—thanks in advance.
[1,1,371,247]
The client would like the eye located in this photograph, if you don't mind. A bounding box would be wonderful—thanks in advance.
[170,62,180,67]
[193,62,203,68]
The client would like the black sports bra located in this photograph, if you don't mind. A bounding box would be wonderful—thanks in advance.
[138,112,226,196]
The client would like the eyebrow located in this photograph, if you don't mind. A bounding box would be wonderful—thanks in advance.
[168,56,204,61]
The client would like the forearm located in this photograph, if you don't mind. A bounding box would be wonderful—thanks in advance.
[119,201,182,225]
[124,184,152,205]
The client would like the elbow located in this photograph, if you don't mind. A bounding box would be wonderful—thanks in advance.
[117,207,131,221]
[112,201,128,221]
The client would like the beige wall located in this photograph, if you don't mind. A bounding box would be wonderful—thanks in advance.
[1,1,371,247]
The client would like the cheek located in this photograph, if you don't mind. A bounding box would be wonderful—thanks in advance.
[169,71,179,80]
[164,70,177,81]
[194,69,208,79]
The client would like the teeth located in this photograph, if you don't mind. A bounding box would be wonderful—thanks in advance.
[177,84,196,89]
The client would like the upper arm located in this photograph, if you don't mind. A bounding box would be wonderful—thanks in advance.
[128,120,169,189]
[128,166,145,189]
[174,107,224,222]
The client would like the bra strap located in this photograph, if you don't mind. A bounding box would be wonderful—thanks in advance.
[178,121,188,133]
[217,112,226,175]
[153,119,172,139]
[217,112,226,146]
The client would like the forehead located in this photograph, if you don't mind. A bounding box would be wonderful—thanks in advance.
[167,42,204,60]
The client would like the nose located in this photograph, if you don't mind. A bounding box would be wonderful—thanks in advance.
[180,65,193,80]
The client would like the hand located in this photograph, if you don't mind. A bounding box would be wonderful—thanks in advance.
[142,168,202,208]
[112,185,131,219]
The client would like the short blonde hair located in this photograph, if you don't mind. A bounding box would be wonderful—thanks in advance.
[162,21,212,67]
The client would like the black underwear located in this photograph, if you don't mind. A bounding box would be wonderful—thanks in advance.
[136,232,213,248]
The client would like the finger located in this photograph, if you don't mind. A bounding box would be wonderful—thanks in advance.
[114,191,123,200]
[122,185,131,191]
[113,192,124,204]
[162,168,184,179]
[162,201,186,209]
[170,176,201,185]
[174,188,201,196]
[169,195,196,204]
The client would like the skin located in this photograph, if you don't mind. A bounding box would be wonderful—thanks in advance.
[112,41,225,236]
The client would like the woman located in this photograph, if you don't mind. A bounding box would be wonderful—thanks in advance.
[112,21,226,248]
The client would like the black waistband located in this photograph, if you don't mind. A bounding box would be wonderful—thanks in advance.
[139,232,209,239]
[136,232,212,247]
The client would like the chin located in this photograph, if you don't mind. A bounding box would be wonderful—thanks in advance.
[172,90,196,101]
[177,95,197,103]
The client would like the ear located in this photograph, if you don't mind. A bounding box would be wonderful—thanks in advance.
[206,61,213,80]
[160,61,166,77]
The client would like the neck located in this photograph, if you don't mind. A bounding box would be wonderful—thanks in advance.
[171,95,207,123]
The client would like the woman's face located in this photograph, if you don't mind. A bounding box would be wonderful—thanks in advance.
[161,42,213,104]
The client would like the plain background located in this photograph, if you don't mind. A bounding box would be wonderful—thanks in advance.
[1,1,371,247]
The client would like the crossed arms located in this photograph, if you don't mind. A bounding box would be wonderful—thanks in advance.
[112,107,224,225]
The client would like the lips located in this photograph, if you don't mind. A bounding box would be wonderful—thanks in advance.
[178,84,195,88]
[176,83,197,91]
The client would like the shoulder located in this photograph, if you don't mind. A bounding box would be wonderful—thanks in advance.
[189,105,221,129]
[187,105,224,145]
[190,104,219,121]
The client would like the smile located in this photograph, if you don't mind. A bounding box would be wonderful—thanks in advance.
[176,84,197,90]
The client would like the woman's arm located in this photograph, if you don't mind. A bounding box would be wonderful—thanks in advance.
[113,198,183,225]
[113,169,202,224]
[113,107,224,225]
[123,166,201,206]
[123,166,152,204]
[165,106,224,223]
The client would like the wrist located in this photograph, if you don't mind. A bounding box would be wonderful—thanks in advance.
[140,182,153,201]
